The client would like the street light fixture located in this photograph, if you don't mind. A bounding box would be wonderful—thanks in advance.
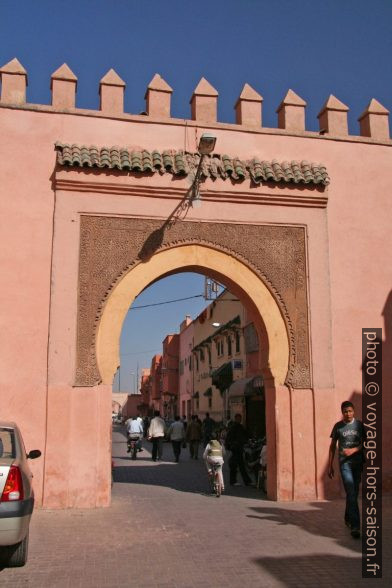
[198,132,217,155]
[190,132,217,208]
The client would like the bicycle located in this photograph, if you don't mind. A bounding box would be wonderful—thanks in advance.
[209,461,223,497]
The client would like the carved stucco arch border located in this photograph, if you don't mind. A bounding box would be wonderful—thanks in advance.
[96,243,290,386]
[76,216,310,388]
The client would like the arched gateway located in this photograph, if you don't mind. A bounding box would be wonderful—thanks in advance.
[98,243,290,501]
[1,59,391,508]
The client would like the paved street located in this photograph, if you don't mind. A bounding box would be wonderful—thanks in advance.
[1,425,390,587]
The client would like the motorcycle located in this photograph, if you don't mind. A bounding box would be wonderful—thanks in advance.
[127,434,140,460]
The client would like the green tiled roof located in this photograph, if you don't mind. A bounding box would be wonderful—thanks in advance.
[211,362,233,392]
[55,142,330,186]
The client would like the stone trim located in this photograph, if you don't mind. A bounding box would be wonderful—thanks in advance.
[76,216,311,389]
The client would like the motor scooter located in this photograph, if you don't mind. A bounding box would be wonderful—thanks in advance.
[127,434,140,460]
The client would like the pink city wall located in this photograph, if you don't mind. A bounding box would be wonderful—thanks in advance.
[0,58,390,507]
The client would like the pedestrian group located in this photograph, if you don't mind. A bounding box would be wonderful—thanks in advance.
[125,410,261,493]
[123,399,364,537]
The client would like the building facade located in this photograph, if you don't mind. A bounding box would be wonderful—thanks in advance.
[150,355,162,413]
[1,58,390,507]
[178,316,194,420]
[161,334,179,419]
[138,368,151,416]
[191,290,246,421]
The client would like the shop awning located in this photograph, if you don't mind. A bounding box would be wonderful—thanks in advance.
[211,362,233,391]
[204,387,213,397]
[228,376,264,399]
[228,377,253,399]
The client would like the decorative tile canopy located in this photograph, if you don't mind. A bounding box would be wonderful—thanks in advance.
[55,142,330,186]
[211,362,233,392]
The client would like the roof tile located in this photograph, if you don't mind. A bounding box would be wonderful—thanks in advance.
[55,142,330,187]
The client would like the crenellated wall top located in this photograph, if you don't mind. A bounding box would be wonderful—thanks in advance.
[0,57,390,143]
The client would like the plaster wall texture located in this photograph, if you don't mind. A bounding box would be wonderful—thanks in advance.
[122,395,142,419]
[0,98,391,506]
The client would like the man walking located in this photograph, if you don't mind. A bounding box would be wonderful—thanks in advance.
[328,401,364,538]
[182,415,188,432]
[147,410,166,462]
[186,415,202,459]
[202,412,215,447]
[167,416,185,462]
[225,413,253,486]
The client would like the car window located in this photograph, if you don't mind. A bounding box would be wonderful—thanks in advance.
[0,428,16,459]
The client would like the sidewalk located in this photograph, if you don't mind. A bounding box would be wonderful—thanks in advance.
[1,425,390,587]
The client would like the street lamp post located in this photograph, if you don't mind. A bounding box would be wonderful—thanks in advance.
[190,133,217,208]
[117,366,121,392]
[129,371,136,394]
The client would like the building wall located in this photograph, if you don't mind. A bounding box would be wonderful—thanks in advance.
[111,393,129,416]
[1,60,391,505]
[122,395,143,419]
[178,317,194,420]
[161,334,179,418]
[192,290,246,421]
[139,368,151,416]
[150,355,162,413]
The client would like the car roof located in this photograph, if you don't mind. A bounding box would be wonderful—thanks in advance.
[0,421,18,429]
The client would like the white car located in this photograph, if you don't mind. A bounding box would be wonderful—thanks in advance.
[0,422,41,567]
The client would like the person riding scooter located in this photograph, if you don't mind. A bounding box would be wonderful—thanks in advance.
[126,416,144,454]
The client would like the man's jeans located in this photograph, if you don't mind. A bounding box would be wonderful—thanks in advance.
[171,440,182,461]
[340,459,362,529]
[151,437,164,461]
[189,440,200,458]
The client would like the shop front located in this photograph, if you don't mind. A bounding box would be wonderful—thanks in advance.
[228,376,265,438]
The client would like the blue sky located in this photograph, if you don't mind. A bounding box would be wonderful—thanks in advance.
[2,1,391,391]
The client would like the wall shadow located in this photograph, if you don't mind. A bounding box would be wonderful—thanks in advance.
[113,463,267,500]
[252,554,373,587]
[246,502,362,552]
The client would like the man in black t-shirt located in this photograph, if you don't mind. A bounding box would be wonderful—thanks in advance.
[328,401,364,538]
[225,414,253,486]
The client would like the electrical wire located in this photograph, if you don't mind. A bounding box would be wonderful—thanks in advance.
[128,293,205,310]
[120,349,162,357]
